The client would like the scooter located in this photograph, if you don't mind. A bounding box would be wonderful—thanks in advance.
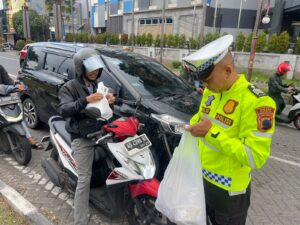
[0,92,32,165]
[275,88,300,130]
[41,115,170,225]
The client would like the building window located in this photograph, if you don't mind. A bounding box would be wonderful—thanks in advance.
[166,17,173,24]
[152,18,158,24]
[140,19,145,25]
[146,19,152,24]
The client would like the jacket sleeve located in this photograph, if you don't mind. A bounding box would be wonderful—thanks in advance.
[269,76,288,93]
[204,96,276,169]
[58,84,88,118]
[0,85,16,95]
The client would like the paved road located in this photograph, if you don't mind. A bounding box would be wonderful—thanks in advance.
[0,50,300,225]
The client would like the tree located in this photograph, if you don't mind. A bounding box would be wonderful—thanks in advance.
[235,32,246,52]
[267,33,278,53]
[155,34,160,47]
[146,33,153,46]
[13,9,50,41]
[295,38,300,55]
[244,32,253,52]
[276,31,290,54]
[256,31,267,52]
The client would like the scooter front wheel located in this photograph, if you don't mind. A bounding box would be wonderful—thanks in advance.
[126,195,173,225]
[10,134,32,165]
[293,114,300,130]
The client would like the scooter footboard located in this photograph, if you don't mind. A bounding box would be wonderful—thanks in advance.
[128,178,160,198]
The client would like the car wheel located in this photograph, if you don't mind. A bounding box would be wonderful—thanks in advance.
[23,98,42,129]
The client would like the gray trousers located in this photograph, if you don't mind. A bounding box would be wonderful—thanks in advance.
[71,138,95,225]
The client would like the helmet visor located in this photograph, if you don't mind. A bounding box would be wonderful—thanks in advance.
[83,55,105,73]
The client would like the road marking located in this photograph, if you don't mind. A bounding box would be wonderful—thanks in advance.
[0,55,18,61]
[269,155,300,168]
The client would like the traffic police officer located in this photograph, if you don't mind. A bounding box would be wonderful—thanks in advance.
[184,35,276,225]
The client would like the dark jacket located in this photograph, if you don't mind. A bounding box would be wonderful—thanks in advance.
[59,76,101,140]
[0,64,16,95]
[268,73,289,96]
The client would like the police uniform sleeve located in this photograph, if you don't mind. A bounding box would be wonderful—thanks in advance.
[204,96,276,169]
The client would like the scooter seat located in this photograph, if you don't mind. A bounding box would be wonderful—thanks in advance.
[52,120,72,146]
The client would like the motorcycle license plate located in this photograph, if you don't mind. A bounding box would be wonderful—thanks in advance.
[123,134,152,156]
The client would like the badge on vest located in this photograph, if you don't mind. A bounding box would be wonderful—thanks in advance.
[248,85,266,97]
[256,106,275,132]
[205,95,215,106]
[202,107,210,114]
[215,113,233,126]
[223,99,238,114]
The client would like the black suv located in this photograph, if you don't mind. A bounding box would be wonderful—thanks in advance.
[19,42,201,175]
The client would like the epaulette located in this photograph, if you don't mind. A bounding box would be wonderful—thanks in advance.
[248,85,267,97]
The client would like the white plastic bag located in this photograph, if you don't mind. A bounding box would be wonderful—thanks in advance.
[155,131,206,225]
[86,82,113,120]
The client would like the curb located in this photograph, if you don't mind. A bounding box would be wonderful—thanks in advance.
[0,179,54,225]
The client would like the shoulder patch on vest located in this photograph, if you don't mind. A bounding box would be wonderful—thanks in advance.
[248,85,267,97]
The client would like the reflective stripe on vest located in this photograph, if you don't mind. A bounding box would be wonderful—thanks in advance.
[202,169,232,187]
[244,144,255,169]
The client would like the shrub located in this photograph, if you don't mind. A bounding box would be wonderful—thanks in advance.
[256,31,267,52]
[15,40,26,51]
[110,33,119,45]
[163,34,167,47]
[244,32,253,52]
[94,33,107,44]
[174,34,179,48]
[295,38,300,54]
[128,34,135,46]
[204,32,219,45]
[235,32,246,52]
[268,33,278,53]
[189,37,196,49]
[65,33,74,42]
[155,34,160,47]
[178,34,186,48]
[136,34,141,46]
[146,33,153,46]
[140,33,146,46]
[172,61,181,69]
[276,31,289,53]
[121,33,128,45]
[167,34,175,47]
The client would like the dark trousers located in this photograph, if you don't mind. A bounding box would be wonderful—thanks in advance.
[269,94,285,115]
[204,179,251,225]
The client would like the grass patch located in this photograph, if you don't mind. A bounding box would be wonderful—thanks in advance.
[0,196,29,225]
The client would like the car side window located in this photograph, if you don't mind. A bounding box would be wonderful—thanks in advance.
[24,46,44,71]
[57,57,73,77]
[44,53,68,75]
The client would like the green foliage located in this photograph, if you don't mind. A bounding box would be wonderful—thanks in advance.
[267,33,278,53]
[174,34,179,48]
[163,34,167,47]
[94,33,106,44]
[172,61,181,69]
[13,9,50,41]
[155,35,160,47]
[276,31,290,54]
[15,40,26,51]
[256,32,267,52]
[121,33,128,45]
[136,34,141,46]
[146,33,153,46]
[25,39,34,44]
[244,32,253,52]
[295,38,300,54]
[65,33,74,42]
[140,33,146,46]
[166,34,175,47]
[75,32,88,43]
[235,32,246,52]
[204,32,219,45]
[189,37,196,49]
[178,34,186,48]
[110,33,120,45]
[128,34,135,46]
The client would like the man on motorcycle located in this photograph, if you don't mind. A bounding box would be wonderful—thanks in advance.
[268,62,294,115]
[0,64,43,150]
[58,48,115,225]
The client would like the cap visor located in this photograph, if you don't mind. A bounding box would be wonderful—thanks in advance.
[83,55,105,73]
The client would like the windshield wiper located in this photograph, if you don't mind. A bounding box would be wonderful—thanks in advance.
[154,93,185,100]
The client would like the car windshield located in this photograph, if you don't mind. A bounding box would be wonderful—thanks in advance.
[101,52,192,98]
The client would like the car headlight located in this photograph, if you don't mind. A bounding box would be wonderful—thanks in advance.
[151,114,186,135]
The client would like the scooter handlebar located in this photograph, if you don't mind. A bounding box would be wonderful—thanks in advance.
[86,130,104,139]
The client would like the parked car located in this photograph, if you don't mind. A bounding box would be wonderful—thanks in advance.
[19,42,201,177]
[19,44,30,67]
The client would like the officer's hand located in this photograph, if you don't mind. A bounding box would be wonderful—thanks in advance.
[16,84,26,92]
[287,86,294,93]
[86,93,103,103]
[196,87,203,94]
[106,93,116,104]
[185,117,212,137]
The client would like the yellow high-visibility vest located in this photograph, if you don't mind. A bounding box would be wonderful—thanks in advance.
[190,75,276,192]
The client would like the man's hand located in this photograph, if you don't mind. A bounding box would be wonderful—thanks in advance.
[86,93,103,103]
[106,93,116,104]
[287,86,294,94]
[185,117,212,137]
[16,84,26,92]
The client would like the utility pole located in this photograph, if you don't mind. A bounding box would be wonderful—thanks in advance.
[160,0,166,63]
[213,0,219,32]
[200,0,207,47]
[22,1,30,40]
[192,0,197,39]
[86,0,90,42]
[106,0,110,45]
[236,0,244,36]
[131,0,135,48]
[71,0,75,42]
[54,0,62,42]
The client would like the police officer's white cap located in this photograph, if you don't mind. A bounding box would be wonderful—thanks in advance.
[182,34,233,80]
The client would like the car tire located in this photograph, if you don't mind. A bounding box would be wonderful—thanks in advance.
[23,98,42,129]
